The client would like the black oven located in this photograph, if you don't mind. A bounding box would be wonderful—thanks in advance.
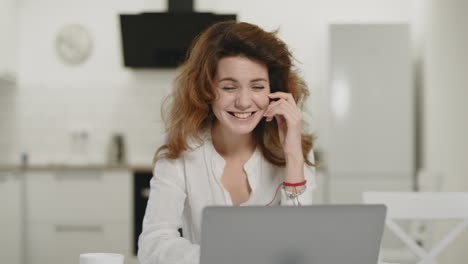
[133,170,183,255]
[133,170,152,255]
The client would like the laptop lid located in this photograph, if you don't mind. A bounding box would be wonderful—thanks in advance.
[200,205,386,264]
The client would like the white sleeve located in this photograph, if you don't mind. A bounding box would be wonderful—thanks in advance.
[138,157,200,264]
[280,150,317,206]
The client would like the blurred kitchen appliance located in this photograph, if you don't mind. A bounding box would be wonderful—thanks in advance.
[119,12,236,68]
[108,134,126,165]
[327,24,415,203]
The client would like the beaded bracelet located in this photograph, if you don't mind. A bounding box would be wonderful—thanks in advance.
[282,180,307,200]
[283,185,307,200]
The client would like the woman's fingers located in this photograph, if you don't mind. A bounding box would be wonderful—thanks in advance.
[264,98,301,122]
[264,99,283,120]
[266,104,291,122]
[268,92,297,106]
[265,101,300,126]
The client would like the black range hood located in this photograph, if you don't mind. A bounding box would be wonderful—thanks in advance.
[119,0,236,68]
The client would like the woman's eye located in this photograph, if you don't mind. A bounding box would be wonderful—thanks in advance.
[253,86,265,90]
[222,87,236,90]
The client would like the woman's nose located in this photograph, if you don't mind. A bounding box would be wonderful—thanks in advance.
[235,89,252,109]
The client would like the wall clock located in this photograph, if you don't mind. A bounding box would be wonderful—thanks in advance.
[55,24,93,65]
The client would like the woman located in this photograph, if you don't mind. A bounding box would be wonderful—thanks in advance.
[138,21,317,264]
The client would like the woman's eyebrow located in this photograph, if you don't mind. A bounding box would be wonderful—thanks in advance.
[218,77,238,83]
[250,78,269,83]
[218,77,268,83]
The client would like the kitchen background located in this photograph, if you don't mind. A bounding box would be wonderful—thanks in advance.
[1,0,467,264]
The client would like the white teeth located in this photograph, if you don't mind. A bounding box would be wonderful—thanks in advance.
[233,112,253,119]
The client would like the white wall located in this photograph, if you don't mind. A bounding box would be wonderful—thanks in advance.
[424,0,468,191]
[423,0,468,263]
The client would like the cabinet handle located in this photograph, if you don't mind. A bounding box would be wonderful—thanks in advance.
[54,171,102,181]
[54,224,103,233]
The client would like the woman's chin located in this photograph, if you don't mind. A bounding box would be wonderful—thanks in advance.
[228,120,261,135]
[216,122,257,136]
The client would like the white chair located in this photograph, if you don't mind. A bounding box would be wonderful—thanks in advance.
[363,192,468,264]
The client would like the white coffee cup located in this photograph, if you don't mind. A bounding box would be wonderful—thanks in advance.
[79,253,124,264]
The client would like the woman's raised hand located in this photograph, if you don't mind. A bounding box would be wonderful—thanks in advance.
[263,92,303,159]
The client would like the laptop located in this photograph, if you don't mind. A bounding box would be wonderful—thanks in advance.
[200,205,386,264]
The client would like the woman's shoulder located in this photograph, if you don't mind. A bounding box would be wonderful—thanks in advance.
[156,129,211,160]
[153,131,211,177]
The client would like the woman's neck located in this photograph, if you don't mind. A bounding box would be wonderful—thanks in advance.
[211,123,256,161]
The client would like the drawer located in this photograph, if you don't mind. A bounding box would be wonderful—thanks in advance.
[0,172,23,264]
[27,221,132,264]
[26,169,132,222]
[0,217,22,264]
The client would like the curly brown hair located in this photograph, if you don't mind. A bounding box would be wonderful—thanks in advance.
[154,21,315,166]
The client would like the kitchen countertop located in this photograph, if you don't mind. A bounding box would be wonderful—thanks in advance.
[0,163,153,172]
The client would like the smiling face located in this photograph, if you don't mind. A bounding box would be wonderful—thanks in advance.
[211,56,271,136]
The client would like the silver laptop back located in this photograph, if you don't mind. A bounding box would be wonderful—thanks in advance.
[200,205,386,264]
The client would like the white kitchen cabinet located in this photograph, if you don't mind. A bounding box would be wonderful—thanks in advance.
[0,171,23,264]
[25,169,134,264]
[28,222,132,264]
[0,0,18,85]
[27,169,131,222]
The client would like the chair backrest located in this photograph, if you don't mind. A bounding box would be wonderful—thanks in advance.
[362,192,468,219]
